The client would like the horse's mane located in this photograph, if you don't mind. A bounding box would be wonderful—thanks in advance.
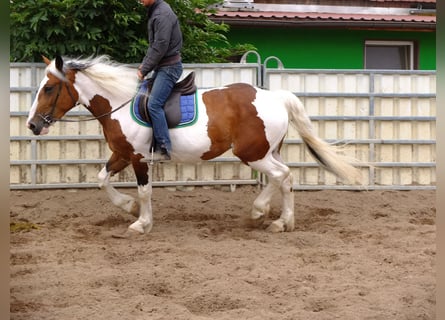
[55,55,139,99]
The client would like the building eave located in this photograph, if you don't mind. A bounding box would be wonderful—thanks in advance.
[207,5,436,31]
[209,17,436,31]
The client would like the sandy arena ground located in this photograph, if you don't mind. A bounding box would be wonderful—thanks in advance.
[10,186,435,320]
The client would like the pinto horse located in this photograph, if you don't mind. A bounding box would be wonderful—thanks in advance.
[27,55,362,235]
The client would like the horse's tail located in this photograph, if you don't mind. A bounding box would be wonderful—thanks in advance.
[281,91,363,185]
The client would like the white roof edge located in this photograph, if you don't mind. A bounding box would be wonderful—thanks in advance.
[246,4,413,15]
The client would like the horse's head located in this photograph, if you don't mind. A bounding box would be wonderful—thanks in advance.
[27,55,79,135]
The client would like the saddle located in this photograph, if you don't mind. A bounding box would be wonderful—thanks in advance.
[137,72,197,128]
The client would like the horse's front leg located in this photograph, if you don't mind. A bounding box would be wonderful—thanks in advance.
[127,158,153,234]
[98,153,139,217]
[128,184,153,234]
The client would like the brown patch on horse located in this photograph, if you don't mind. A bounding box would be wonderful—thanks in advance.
[90,95,135,158]
[201,83,269,163]
[89,95,146,181]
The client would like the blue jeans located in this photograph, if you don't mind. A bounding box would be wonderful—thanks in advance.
[148,61,183,153]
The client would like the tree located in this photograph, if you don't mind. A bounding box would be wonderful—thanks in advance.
[10,0,146,62]
[10,0,255,63]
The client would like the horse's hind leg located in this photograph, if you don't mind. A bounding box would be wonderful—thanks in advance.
[248,183,278,228]
[267,171,294,233]
[98,153,139,217]
[249,153,295,232]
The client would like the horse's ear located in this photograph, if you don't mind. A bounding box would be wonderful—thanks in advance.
[55,55,64,73]
[42,55,51,65]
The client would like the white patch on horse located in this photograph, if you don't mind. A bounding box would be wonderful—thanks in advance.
[251,88,289,154]
[26,75,49,127]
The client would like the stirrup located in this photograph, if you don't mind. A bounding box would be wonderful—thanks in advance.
[151,152,171,162]
[140,148,171,163]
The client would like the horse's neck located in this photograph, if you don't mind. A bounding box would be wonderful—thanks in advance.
[75,72,133,111]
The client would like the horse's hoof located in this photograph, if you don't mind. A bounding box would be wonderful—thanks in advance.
[143,223,153,234]
[244,215,266,229]
[285,220,295,232]
[266,220,285,233]
[111,228,143,239]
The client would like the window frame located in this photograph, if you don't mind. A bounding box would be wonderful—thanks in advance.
[364,40,417,70]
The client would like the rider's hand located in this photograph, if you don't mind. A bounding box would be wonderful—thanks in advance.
[137,69,144,81]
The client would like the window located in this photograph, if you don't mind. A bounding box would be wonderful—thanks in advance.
[364,41,415,70]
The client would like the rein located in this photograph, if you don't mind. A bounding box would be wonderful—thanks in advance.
[55,98,133,123]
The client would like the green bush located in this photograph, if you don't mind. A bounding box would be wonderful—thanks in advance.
[10,0,256,63]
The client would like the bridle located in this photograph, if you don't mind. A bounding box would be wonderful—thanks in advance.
[37,80,75,125]
[37,79,132,125]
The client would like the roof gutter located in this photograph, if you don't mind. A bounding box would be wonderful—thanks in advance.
[209,18,436,31]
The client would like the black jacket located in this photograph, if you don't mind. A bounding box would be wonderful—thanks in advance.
[139,0,183,76]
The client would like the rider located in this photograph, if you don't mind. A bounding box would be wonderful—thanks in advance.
[137,0,183,161]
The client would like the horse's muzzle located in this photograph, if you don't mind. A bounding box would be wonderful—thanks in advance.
[27,119,49,135]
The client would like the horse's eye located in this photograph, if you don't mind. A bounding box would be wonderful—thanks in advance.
[44,86,54,94]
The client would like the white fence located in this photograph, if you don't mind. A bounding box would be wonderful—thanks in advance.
[10,60,436,190]
[264,67,436,190]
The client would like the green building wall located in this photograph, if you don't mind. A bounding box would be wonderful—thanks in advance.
[227,27,436,70]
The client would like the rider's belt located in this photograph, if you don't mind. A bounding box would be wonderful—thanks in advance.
[158,54,181,68]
